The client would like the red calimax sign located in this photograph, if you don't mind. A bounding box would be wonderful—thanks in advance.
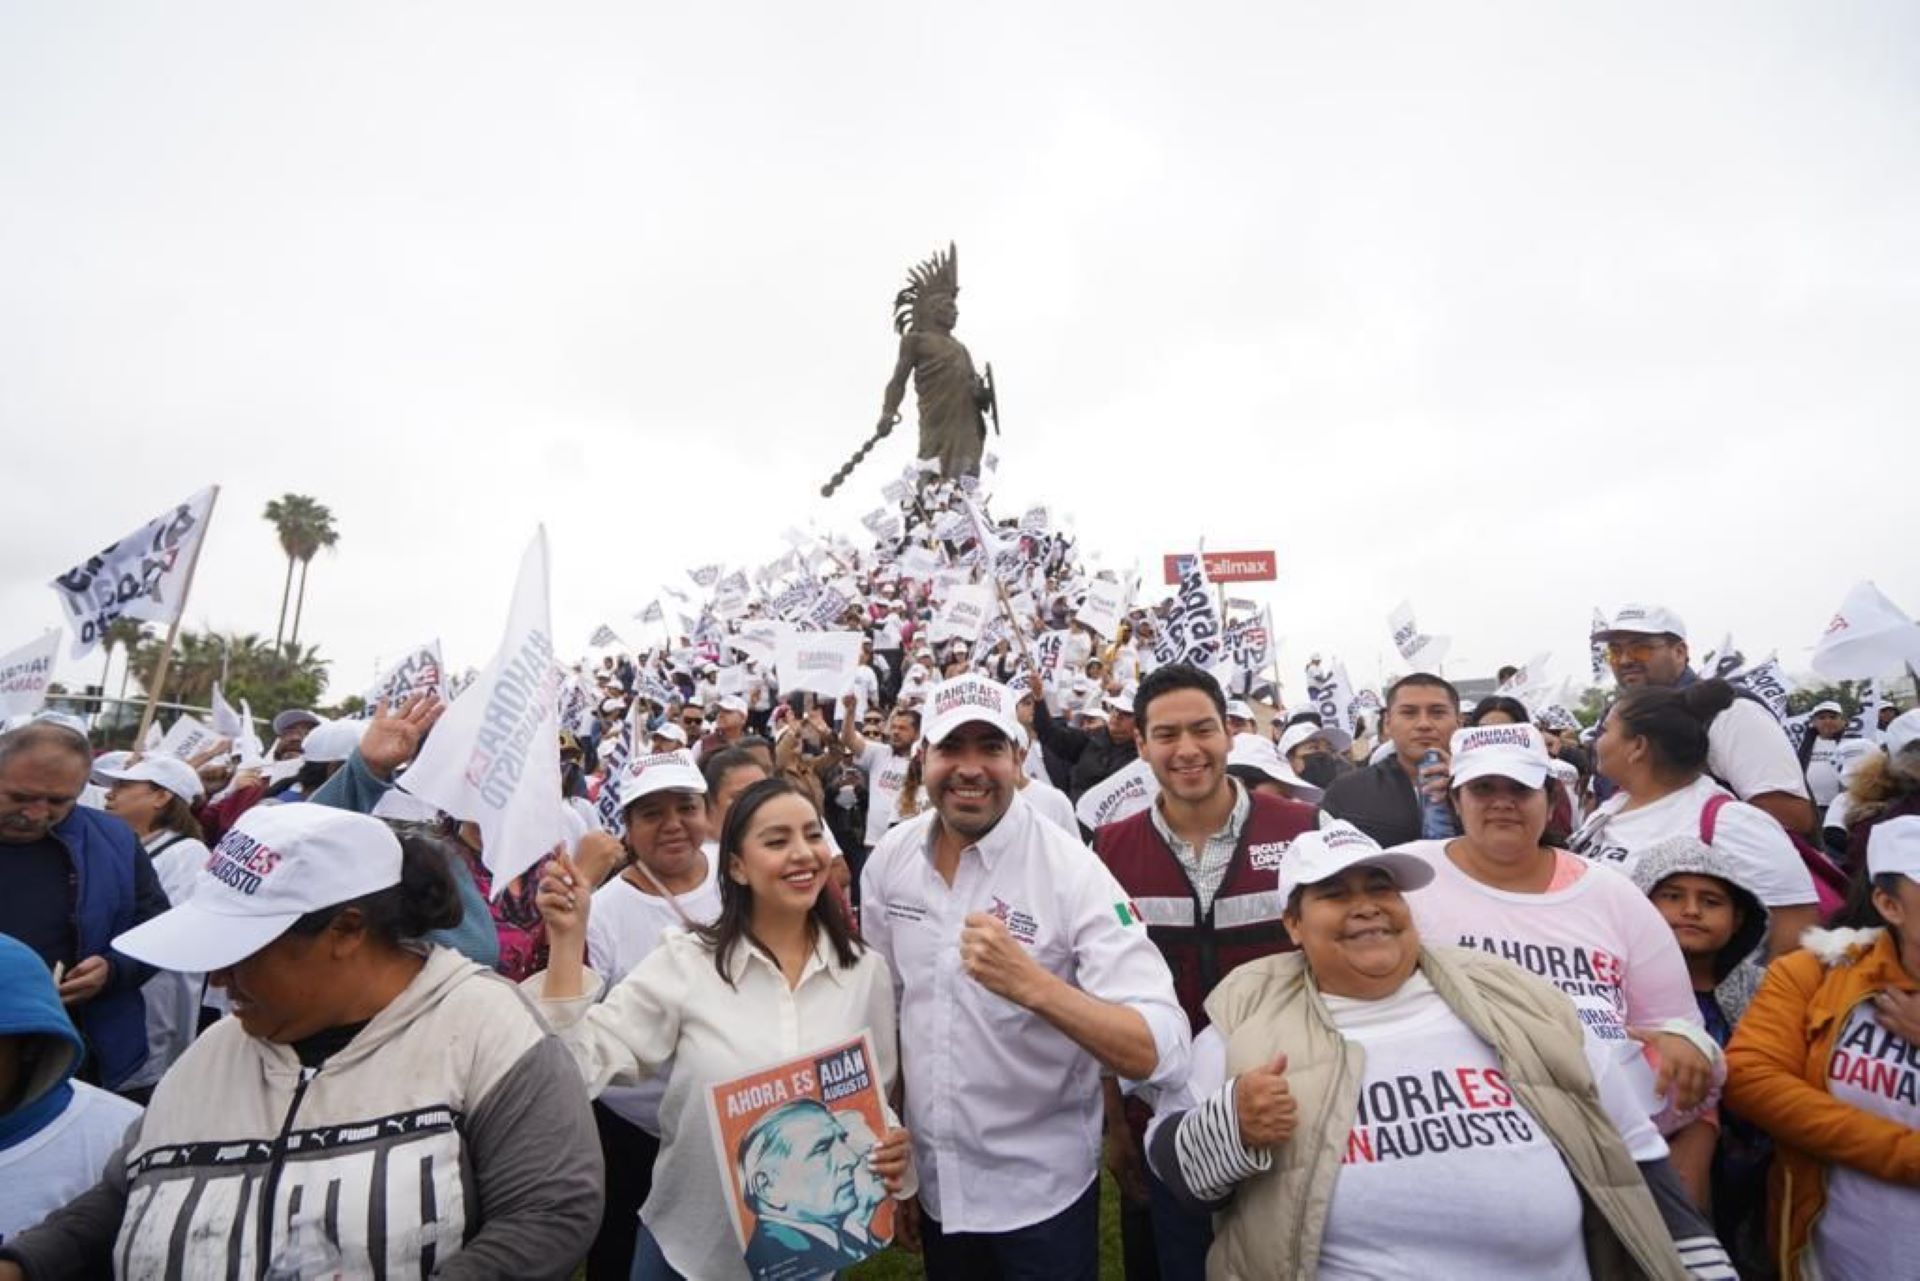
[1162,551,1277,585]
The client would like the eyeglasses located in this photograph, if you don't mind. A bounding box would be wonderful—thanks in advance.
[1605,639,1672,663]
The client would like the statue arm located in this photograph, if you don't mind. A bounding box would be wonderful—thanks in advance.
[877,335,915,432]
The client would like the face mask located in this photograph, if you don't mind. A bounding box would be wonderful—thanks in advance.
[836,786,858,809]
[1299,754,1350,788]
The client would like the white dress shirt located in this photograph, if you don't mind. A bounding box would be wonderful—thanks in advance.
[531,929,904,1281]
[860,796,1190,1233]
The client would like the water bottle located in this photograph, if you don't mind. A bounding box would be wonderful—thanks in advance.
[1417,749,1457,839]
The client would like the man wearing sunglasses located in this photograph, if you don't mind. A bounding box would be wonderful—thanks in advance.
[1594,604,1814,836]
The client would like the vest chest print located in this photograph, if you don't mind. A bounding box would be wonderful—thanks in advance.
[1246,840,1289,872]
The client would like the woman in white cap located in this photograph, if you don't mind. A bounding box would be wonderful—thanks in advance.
[1576,683,1824,957]
[1146,822,1729,1279]
[532,775,912,1281]
[0,803,604,1280]
[97,756,211,1099]
[1725,816,1920,1281]
[1395,724,1722,1137]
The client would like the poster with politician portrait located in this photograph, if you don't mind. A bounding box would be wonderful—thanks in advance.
[706,1031,895,1281]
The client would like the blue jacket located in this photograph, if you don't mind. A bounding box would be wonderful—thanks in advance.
[0,933,87,1151]
[46,807,170,1089]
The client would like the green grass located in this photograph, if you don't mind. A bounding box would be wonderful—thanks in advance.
[848,1173,1126,1279]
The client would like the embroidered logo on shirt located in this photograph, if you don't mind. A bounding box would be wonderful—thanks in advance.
[1246,840,1290,872]
[988,896,1040,944]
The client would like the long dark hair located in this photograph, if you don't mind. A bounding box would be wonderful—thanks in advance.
[1609,681,1735,778]
[697,777,860,986]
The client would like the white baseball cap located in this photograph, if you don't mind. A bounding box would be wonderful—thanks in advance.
[1279,721,1353,757]
[1866,815,1920,881]
[651,721,690,747]
[1225,733,1323,802]
[1276,820,1434,903]
[618,749,707,810]
[112,805,403,973]
[1594,604,1688,641]
[1225,699,1256,723]
[716,694,749,715]
[300,718,367,764]
[1449,723,1552,790]
[97,756,204,805]
[923,674,1023,747]
[1886,709,1920,758]
[1810,700,1845,717]
[1103,683,1138,716]
[89,750,133,785]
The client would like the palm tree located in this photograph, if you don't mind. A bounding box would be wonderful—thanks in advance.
[263,495,338,654]
[287,508,339,653]
[131,629,330,713]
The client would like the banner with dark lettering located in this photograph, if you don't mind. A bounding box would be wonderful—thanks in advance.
[400,529,562,895]
[363,640,447,713]
[773,630,866,700]
[705,1031,895,1281]
[49,486,216,659]
[0,631,60,721]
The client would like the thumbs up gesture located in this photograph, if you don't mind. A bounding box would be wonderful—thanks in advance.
[1235,1054,1297,1149]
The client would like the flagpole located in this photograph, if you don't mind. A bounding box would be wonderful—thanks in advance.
[134,485,220,750]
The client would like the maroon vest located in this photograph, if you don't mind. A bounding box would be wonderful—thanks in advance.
[1094,791,1315,1030]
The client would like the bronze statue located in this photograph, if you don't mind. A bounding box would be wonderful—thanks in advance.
[821,243,998,498]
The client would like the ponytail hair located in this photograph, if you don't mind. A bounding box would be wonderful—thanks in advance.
[1610,679,1737,778]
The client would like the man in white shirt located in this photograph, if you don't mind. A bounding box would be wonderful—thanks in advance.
[861,674,1190,1280]
[1804,700,1875,808]
[1595,603,1815,836]
[841,694,920,880]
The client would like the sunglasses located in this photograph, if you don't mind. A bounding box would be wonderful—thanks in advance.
[1604,639,1672,663]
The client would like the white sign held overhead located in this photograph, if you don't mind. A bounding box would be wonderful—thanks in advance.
[773,630,867,700]
[0,632,61,721]
[400,529,563,896]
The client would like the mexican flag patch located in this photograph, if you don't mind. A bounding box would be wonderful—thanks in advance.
[1114,900,1144,926]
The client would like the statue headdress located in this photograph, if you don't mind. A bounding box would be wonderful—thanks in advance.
[892,242,959,335]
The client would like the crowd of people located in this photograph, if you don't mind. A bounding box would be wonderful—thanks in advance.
[2,473,1916,1281]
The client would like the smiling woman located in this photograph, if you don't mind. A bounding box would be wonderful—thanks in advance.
[1145,822,1733,1280]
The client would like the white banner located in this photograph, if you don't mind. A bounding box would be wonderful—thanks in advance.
[209,682,245,738]
[1495,651,1555,710]
[1729,654,1794,721]
[400,530,563,896]
[50,486,217,659]
[713,571,753,619]
[1075,758,1158,831]
[0,631,60,721]
[773,629,866,700]
[729,619,789,668]
[364,641,448,712]
[1304,656,1357,736]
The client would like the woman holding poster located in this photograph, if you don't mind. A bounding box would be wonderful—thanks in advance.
[532,776,913,1281]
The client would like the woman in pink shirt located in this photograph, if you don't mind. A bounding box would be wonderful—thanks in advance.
[1391,724,1721,1148]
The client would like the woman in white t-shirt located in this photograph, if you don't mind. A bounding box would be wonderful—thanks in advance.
[1147,823,1728,1279]
[533,777,913,1281]
[1575,682,1820,957]
[1395,724,1720,1135]
[1725,817,1920,1281]
[98,756,213,1099]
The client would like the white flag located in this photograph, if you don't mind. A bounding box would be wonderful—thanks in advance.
[1811,581,1920,679]
[209,682,245,737]
[50,486,217,659]
[930,584,993,642]
[773,629,866,700]
[589,624,623,648]
[1387,600,1450,669]
[1076,577,1128,640]
[1304,656,1357,737]
[236,698,266,766]
[1495,652,1555,710]
[400,530,563,896]
[1075,758,1159,831]
[364,640,448,712]
[158,714,220,761]
[637,600,664,624]
[0,631,61,721]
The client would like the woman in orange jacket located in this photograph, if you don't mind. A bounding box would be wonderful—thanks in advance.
[1724,815,1920,1280]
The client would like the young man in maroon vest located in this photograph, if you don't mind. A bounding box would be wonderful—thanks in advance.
[1094,663,1317,1281]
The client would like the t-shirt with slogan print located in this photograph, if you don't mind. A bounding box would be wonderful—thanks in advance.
[1813,1002,1920,1280]
[859,742,913,848]
[1315,975,1590,1279]
[1398,841,1701,1053]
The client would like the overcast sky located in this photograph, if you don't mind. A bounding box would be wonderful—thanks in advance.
[3,1,1915,704]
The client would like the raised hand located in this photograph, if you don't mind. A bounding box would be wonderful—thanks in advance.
[359,693,446,780]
